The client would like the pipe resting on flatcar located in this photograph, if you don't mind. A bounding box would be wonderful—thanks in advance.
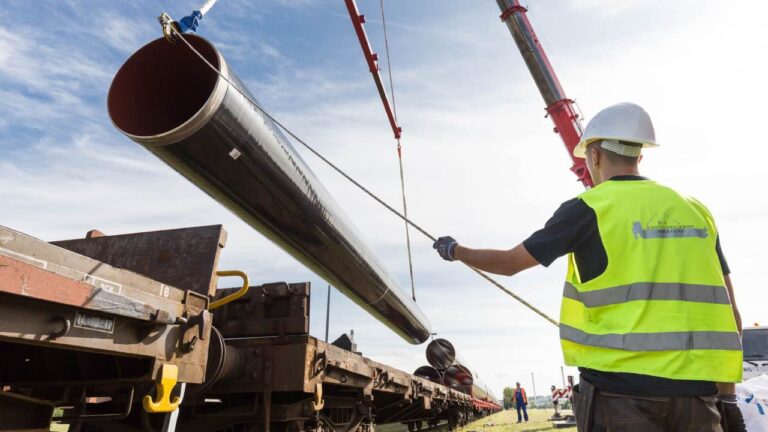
[413,366,442,384]
[425,338,497,403]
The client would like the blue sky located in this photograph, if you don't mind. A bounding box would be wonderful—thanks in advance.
[2,0,767,399]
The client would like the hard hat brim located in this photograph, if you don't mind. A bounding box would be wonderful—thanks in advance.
[573,137,659,159]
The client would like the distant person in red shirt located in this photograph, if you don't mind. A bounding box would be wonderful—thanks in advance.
[514,382,528,423]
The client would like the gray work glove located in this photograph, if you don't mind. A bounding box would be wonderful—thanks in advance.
[433,236,458,261]
[718,394,746,432]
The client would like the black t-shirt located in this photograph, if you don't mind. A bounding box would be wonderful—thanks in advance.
[523,176,728,397]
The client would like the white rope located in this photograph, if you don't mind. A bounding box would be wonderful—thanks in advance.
[199,0,218,16]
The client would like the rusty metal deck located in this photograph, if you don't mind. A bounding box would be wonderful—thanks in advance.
[0,225,225,384]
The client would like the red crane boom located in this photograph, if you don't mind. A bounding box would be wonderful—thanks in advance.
[496,0,593,187]
[343,0,402,140]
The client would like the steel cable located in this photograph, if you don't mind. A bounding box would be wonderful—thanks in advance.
[379,0,417,302]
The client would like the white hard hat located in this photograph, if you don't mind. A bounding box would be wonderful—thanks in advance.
[573,102,658,158]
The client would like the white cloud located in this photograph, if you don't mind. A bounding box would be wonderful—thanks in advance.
[98,12,157,55]
[565,0,644,16]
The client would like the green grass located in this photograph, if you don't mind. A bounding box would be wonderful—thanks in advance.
[49,408,68,431]
[49,423,68,432]
[49,408,573,432]
[378,423,410,432]
[458,408,574,432]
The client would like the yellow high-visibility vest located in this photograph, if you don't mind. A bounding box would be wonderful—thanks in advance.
[560,180,742,382]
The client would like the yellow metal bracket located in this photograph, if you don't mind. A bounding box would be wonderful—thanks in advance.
[312,382,325,411]
[143,364,182,413]
[209,270,250,310]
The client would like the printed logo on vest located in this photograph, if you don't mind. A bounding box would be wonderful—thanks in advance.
[632,213,709,239]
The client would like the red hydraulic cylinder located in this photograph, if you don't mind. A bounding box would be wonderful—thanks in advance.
[343,0,402,140]
[496,0,592,187]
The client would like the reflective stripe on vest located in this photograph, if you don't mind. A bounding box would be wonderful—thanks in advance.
[563,282,731,308]
[560,324,742,352]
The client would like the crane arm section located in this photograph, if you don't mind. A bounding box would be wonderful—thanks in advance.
[496,0,592,187]
[343,0,402,140]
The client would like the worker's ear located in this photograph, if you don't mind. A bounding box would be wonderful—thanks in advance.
[590,147,600,169]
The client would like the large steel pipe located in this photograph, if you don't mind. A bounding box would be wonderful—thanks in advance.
[472,376,492,402]
[107,36,431,344]
[413,366,442,384]
[442,364,472,393]
[425,338,460,370]
[426,338,494,401]
[443,365,492,402]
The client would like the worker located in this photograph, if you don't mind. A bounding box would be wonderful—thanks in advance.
[549,385,564,419]
[434,103,746,432]
[514,382,528,423]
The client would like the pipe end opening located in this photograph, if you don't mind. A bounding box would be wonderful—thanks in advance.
[108,35,220,138]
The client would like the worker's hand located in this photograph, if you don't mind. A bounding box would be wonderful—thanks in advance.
[178,10,202,33]
[433,236,458,261]
[718,395,746,432]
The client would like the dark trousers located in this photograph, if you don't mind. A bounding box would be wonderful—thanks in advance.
[572,378,723,432]
[516,403,528,422]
